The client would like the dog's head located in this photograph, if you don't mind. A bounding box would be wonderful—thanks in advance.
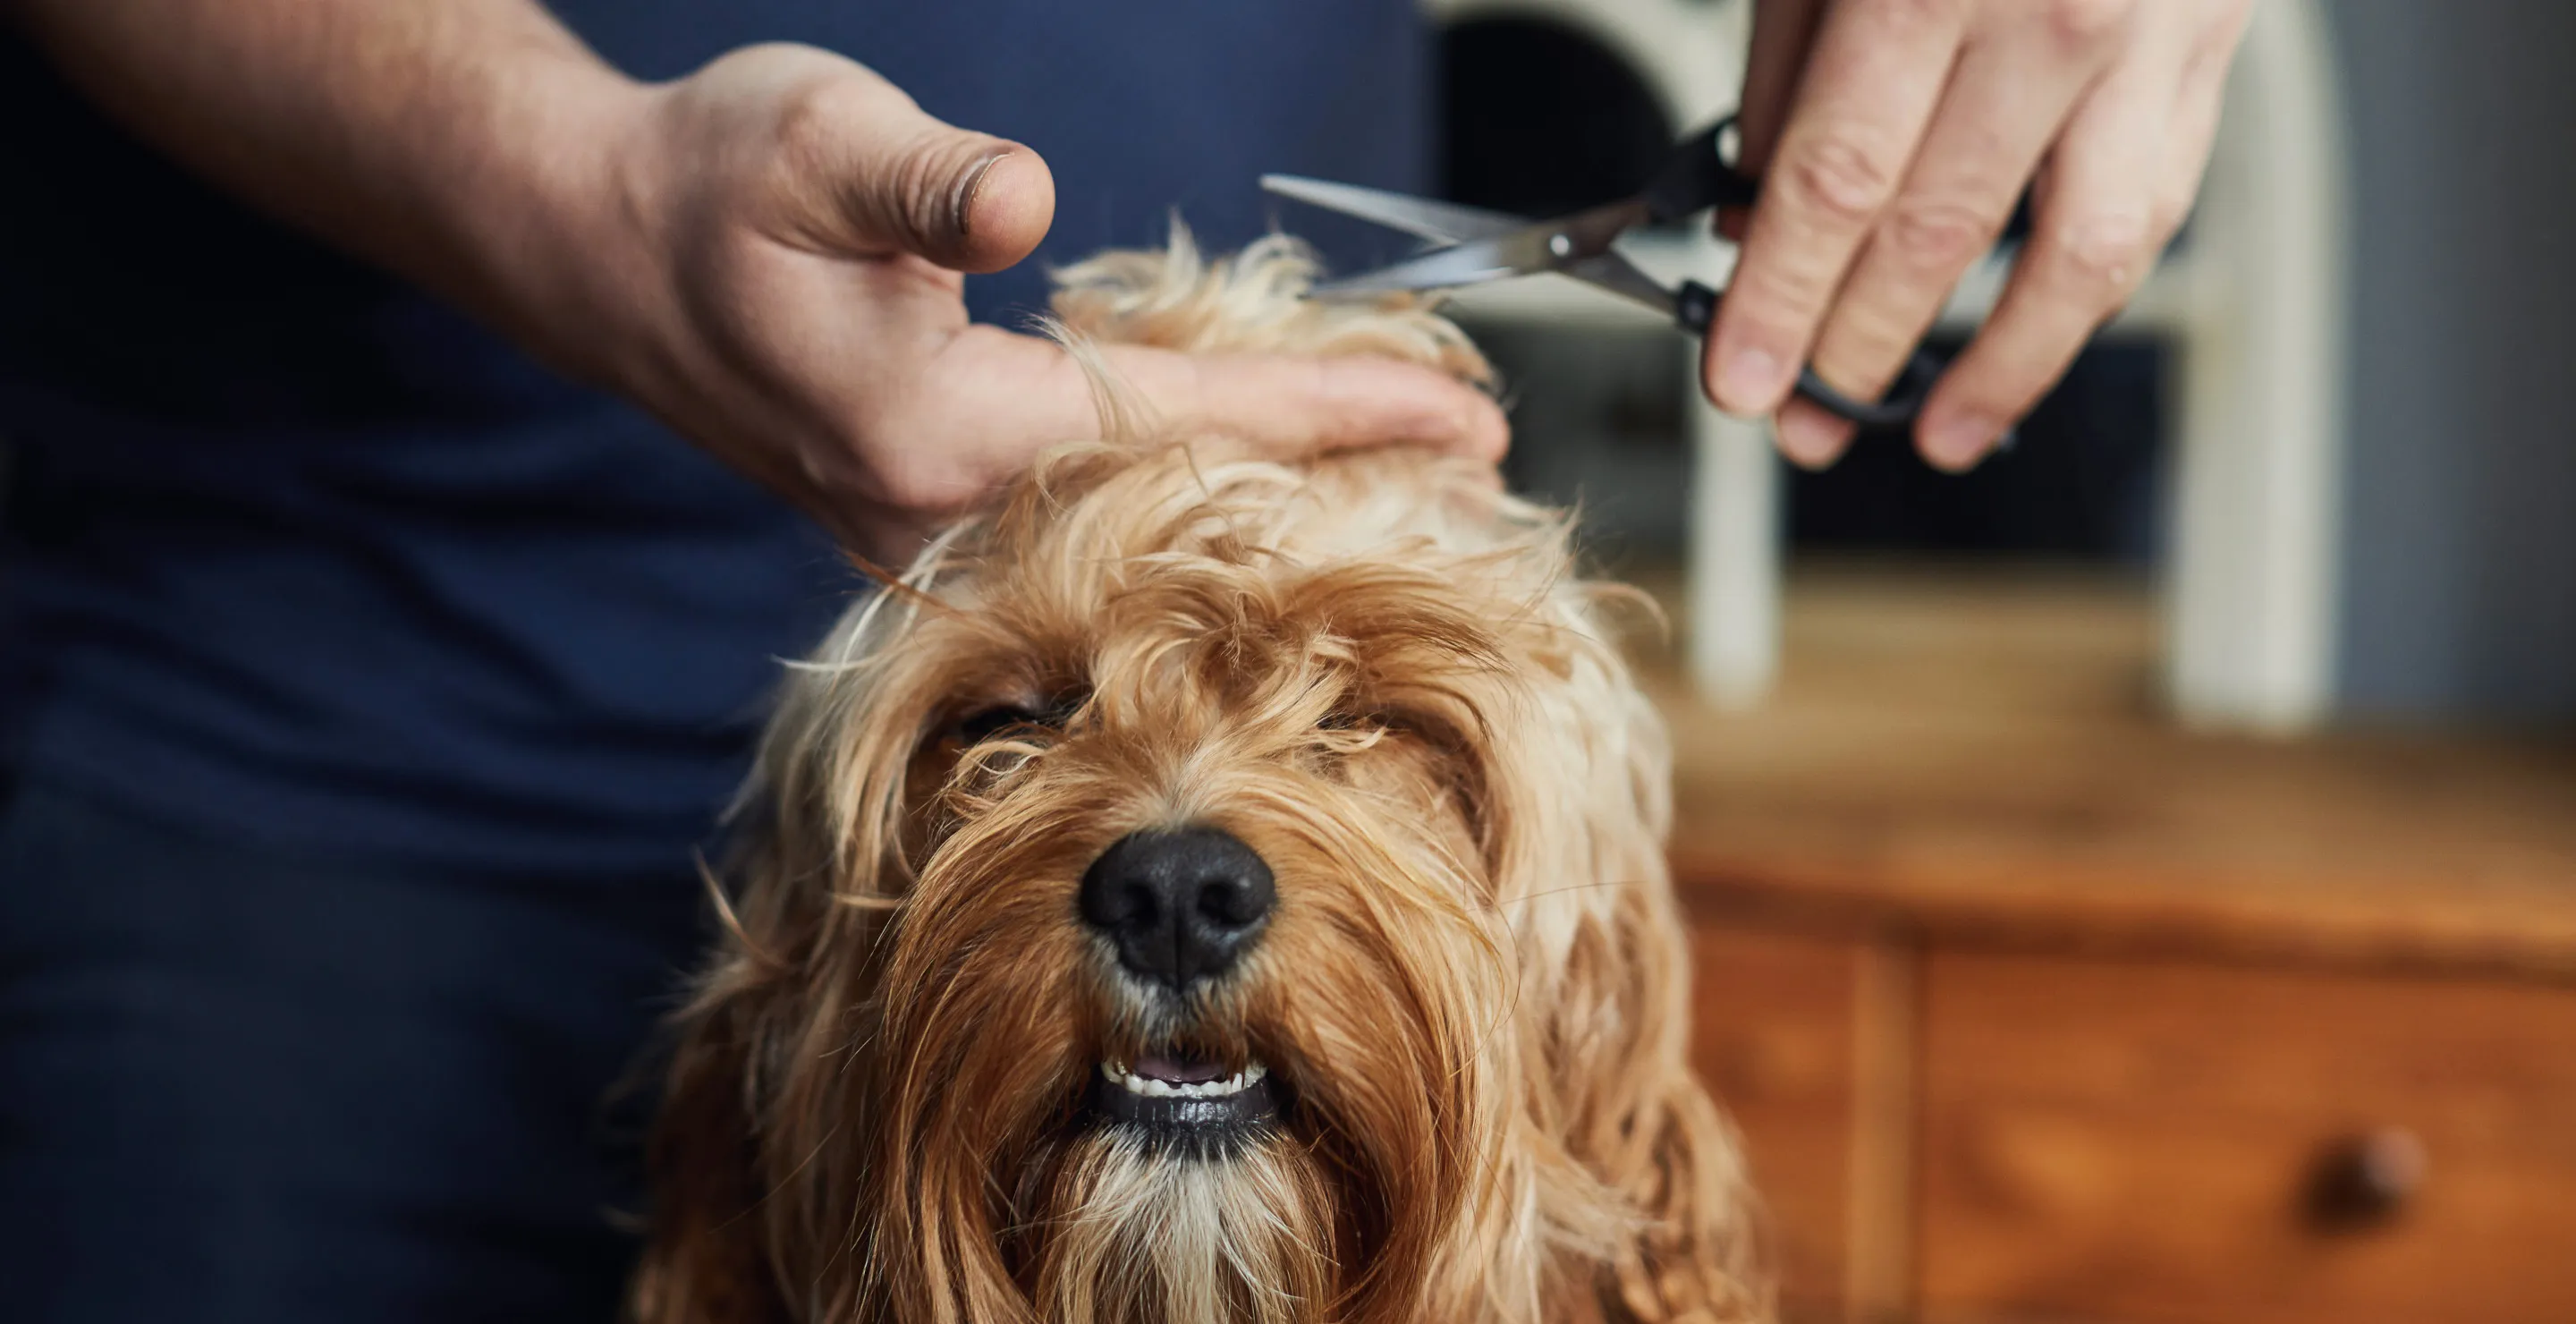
[635,234,1764,1324]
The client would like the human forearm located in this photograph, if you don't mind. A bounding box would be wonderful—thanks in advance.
[10,4,1507,562]
[12,0,650,384]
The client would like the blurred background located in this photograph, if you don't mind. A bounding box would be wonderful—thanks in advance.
[2,1,2567,1321]
[1406,1,2576,1322]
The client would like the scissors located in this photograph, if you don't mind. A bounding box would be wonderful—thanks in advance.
[1262,116,1945,430]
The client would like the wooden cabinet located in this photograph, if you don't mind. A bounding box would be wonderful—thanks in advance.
[1656,564,2576,1324]
[1916,954,2576,1324]
[1689,925,1867,1321]
[1689,938,2576,1324]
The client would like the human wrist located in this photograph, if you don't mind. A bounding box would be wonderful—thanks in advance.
[428,50,681,398]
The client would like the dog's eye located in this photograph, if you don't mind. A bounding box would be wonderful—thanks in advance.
[953,706,1042,744]
[1318,709,1397,734]
[948,692,1083,746]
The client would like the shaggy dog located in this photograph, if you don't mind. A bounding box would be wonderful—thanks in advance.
[631,232,1769,1324]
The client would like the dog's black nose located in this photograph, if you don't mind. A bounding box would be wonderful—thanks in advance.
[1078,827,1275,989]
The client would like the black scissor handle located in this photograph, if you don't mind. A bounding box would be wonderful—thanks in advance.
[1655,116,1948,429]
[1675,278,1937,429]
[1794,355,1941,431]
[1643,115,1759,225]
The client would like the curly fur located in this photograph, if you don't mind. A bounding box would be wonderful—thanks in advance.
[631,229,1770,1324]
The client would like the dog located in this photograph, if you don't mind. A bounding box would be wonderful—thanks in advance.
[631,229,1769,1324]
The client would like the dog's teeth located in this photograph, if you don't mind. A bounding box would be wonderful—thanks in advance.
[1116,1071,1174,1098]
[1098,1058,1270,1099]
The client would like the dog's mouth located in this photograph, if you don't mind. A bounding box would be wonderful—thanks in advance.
[1083,1051,1281,1154]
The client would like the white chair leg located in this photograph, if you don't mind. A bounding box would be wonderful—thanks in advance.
[2165,0,2350,731]
[1686,369,1781,709]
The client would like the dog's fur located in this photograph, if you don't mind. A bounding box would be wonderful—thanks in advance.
[631,231,1769,1324]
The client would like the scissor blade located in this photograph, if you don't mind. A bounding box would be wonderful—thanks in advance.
[1560,250,1680,320]
[1307,198,1652,297]
[1307,240,1539,296]
[1258,174,1530,244]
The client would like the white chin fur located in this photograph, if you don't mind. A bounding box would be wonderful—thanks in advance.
[1099,1060,1269,1100]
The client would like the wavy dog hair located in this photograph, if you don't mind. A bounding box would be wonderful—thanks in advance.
[631,226,1768,1324]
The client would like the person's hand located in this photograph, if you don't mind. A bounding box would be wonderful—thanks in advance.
[10,5,1503,567]
[1707,0,2252,471]
[572,46,1505,564]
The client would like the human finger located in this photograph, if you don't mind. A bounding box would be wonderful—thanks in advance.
[898,326,1507,495]
[1913,27,2182,470]
[1702,0,1967,418]
[1718,0,1830,243]
[745,55,1055,273]
[2147,9,2244,249]
[1780,11,2124,467]
[1096,344,1509,464]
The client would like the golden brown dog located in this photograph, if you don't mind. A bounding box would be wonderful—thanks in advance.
[631,231,1768,1324]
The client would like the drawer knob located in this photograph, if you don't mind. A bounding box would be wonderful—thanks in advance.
[2305,1126,2428,1232]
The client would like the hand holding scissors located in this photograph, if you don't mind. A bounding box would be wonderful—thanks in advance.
[1265,116,1943,434]
[1267,0,2247,468]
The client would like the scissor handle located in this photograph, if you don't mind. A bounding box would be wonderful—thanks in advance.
[1643,116,1759,225]
[1675,279,1937,430]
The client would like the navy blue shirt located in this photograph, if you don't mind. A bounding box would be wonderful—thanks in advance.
[0,3,1427,877]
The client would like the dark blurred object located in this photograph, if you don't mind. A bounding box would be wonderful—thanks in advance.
[1788,336,2168,565]
[1439,16,1672,217]
[1458,318,2169,569]
[1468,321,1690,558]
[2304,1127,2431,1235]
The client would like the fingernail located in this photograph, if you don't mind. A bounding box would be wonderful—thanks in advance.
[953,149,1014,238]
[1716,346,1789,415]
[1923,411,2004,471]
[1773,407,1850,470]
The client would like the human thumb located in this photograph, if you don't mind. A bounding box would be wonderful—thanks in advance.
[816,76,1055,274]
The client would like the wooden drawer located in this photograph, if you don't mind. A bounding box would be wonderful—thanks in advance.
[1688,924,1873,1321]
[1917,952,2576,1324]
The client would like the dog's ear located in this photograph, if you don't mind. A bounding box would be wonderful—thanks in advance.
[1479,587,1770,1323]
[629,979,792,1324]
[631,591,939,1323]
[1597,1058,1769,1323]
[1532,869,1767,1324]
[1555,882,1772,1323]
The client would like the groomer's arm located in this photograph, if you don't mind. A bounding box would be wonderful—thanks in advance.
[10,1,1506,559]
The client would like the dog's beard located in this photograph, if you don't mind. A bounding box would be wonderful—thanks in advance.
[860,743,1517,1324]
[1026,1129,1335,1323]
